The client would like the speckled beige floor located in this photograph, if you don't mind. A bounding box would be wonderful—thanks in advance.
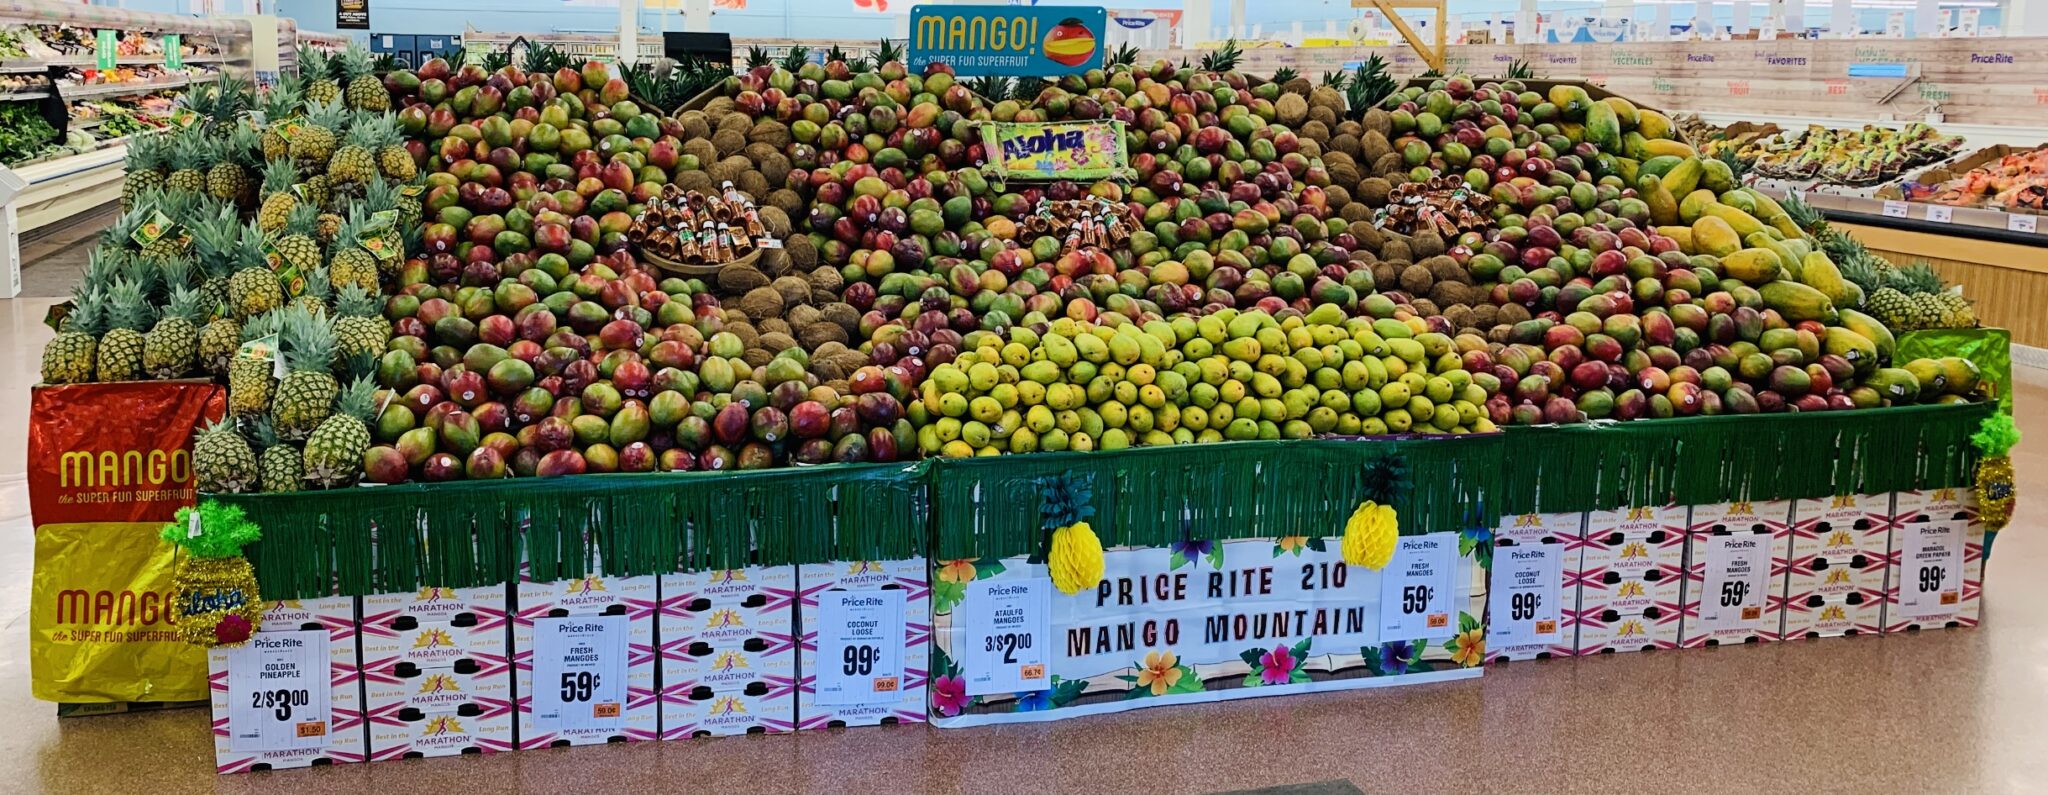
[5,257,2047,794]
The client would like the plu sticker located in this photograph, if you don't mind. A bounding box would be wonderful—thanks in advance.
[131,209,175,248]
[237,334,280,365]
[169,107,199,128]
[275,119,303,141]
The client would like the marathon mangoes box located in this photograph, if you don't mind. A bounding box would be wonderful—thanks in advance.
[209,596,365,773]
[1679,501,1793,647]
[662,680,801,738]
[1785,494,1891,639]
[795,559,931,729]
[1487,512,1584,662]
[513,573,660,747]
[1572,506,1684,654]
[360,585,510,660]
[1883,488,1984,632]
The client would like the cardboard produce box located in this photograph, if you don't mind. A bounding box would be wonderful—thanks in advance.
[1883,489,1984,632]
[1680,501,1794,647]
[1572,506,1686,654]
[1783,494,1891,638]
[1486,512,1585,662]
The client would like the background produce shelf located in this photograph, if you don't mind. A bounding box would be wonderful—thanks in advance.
[214,401,1991,601]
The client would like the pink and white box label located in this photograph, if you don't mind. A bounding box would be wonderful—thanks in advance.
[514,574,660,746]
[1680,501,1793,647]
[210,596,365,773]
[797,559,931,728]
[1573,506,1684,654]
[1487,512,1583,662]
[658,566,798,740]
[1883,489,1984,632]
[1785,494,1890,638]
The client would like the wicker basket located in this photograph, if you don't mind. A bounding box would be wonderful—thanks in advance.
[639,244,759,277]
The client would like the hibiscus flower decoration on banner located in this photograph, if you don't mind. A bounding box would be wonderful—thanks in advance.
[1239,638,1313,687]
[853,0,888,11]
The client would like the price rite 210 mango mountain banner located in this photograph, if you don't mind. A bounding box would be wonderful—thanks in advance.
[909,5,1107,77]
[929,534,1489,726]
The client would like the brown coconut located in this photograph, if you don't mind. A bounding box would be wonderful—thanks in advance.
[807,266,844,294]
[748,120,792,150]
[1470,304,1499,328]
[1324,185,1352,208]
[1348,220,1384,253]
[1381,236,1413,263]
[678,110,711,138]
[682,138,718,165]
[759,247,794,277]
[717,260,771,292]
[1300,119,1331,143]
[758,153,791,186]
[757,206,793,238]
[1408,298,1440,318]
[785,236,818,269]
[1443,304,1475,331]
[812,341,849,360]
[703,96,736,117]
[715,111,750,135]
[1363,108,1393,138]
[744,142,780,165]
[1340,202,1372,223]
[1498,303,1532,325]
[1330,133,1361,159]
[741,348,774,369]
[1424,255,1466,284]
[757,331,798,353]
[786,304,824,330]
[1308,106,1338,129]
[1399,263,1434,294]
[799,322,850,350]
[818,302,860,335]
[1297,139,1322,159]
[1358,177,1392,207]
[771,275,812,306]
[1372,262,1402,290]
[767,189,804,216]
[1275,94,1309,127]
[1412,230,1447,259]
[1429,282,1470,308]
[758,317,793,337]
[737,286,786,320]
[726,321,760,350]
[1328,161,1360,188]
[711,128,747,158]
[736,170,771,200]
[675,170,715,196]
[1337,120,1363,137]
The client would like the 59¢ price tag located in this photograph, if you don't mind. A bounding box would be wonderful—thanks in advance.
[531,615,628,731]
[815,589,907,705]
[1379,533,1457,640]
[1700,533,1773,632]
[1488,544,1561,647]
[962,578,1051,696]
[225,630,331,752]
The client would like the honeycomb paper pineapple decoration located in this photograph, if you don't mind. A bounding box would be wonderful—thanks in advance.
[1038,474,1105,595]
[1341,454,1410,571]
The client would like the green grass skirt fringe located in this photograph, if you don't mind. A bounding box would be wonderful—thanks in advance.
[219,401,1991,599]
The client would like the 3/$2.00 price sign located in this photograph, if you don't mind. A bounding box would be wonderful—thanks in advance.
[532,616,628,730]
[962,579,1052,697]
[814,590,907,705]
[226,630,332,752]
[1379,533,1458,641]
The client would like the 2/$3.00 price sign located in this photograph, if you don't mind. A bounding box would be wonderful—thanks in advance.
[814,590,908,705]
[227,630,332,752]
[532,616,628,731]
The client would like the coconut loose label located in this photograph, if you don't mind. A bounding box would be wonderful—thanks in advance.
[909,6,1107,77]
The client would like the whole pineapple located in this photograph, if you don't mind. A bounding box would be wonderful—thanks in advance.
[142,279,206,379]
[94,279,155,382]
[289,98,347,170]
[302,173,333,211]
[273,308,340,440]
[300,46,341,106]
[367,116,416,181]
[337,43,390,112]
[194,418,258,493]
[316,211,343,245]
[40,288,104,385]
[251,417,304,493]
[327,112,379,185]
[259,81,303,161]
[275,203,326,287]
[256,159,300,234]
[294,265,332,315]
[207,126,260,206]
[394,173,426,231]
[165,133,211,196]
[120,135,167,211]
[304,376,377,488]
[229,311,283,416]
[328,209,381,293]
[333,284,390,361]
[197,313,241,376]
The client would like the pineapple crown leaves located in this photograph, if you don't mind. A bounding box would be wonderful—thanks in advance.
[260,158,299,195]
[163,282,208,325]
[333,375,380,422]
[105,278,159,332]
[302,96,350,131]
[296,44,334,81]
[158,257,197,294]
[231,220,272,272]
[1320,70,1349,89]
[339,350,377,381]
[117,257,163,303]
[1356,452,1412,507]
[1011,76,1046,103]
[1271,67,1300,86]
[299,265,333,304]
[873,38,905,69]
[161,499,262,559]
[1106,43,1140,69]
[284,200,322,238]
[280,306,337,374]
[1199,39,1242,73]
[334,283,379,319]
[103,203,151,249]
[85,246,132,284]
[249,415,282,449]
[1034,473,1096,532]
[1504,59,1537,80]
[778,46,810,73]
[166,131,212,171]
[342,114,385,149]
[1972,413,2021,458]
[66,287,109,336]
[192,206,243,264]
[823,45,851,68]
[335,42,378,82]
[240,308,285,343]
[745,45,772,70]
[362,175,400,212]
[222,125,262,167]
[124,133,165,170]
[261,80,304,118]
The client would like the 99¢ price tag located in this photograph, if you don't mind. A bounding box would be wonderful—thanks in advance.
[1379,532,1457,640]
[1488,544,1561,647]
[815,589,907,705]
[531,615,628,731]
[226,630,331,752]
[1899,520,1964,619]
[962,578,1051,697]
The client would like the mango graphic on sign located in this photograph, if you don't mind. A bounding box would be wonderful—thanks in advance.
[416,586,458,603]
[1043,18,1097,67]
[705,608,747,630]
[1820,603,1846,621]
[1617,580,1644,598]
[1616,619,1645,637]
[709,695,748,716]
[1620,540,1649,559]
[419,673,463,695]
[568,577,607,595]
[712,650,749,673]
[413,627,457,649]
[423,715,465,736]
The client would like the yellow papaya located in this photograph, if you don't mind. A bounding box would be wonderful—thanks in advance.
[1836,308,1898,360]
[1661,157,1704,197]
[1798,251,1858,306]
[1823,327,1879,377]
[1548,85,1592,117]
[1623,131,1650,160]
[1758,280,1838,323]
[1692,216,1742,257]
[1718,190,1758,214]
[1639,155,1684,179]
[1780,237,1811,260]
[1657,225,1697,255]
[1603,96,1640,129]
[1701,203,1768,238]
[1747,233,1805,281]
[1586,100,1621,154]
[1615,157,1640,186]
[1700,157,1736,193]
[1642,174,1680,226]
[1679,189,1718,224]
[1636,109,1674,140]
[1639,138,1698,159]
[1722,247,1784,283]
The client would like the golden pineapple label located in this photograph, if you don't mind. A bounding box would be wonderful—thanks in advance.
[398,185,425,199]
[169,108,199,128]
[260,240,307,298]
[276,119,302,142]
[132,210,174,248]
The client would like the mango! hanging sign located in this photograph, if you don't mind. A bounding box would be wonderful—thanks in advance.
[983,119,1129,182]
[909,5,1107,77]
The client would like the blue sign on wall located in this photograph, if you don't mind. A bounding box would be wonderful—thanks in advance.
[908,5,1107,77]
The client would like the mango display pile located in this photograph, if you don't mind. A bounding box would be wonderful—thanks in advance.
[54,44,1985,489]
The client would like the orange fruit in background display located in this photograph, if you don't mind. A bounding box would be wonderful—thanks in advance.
[1044,18,1097,67]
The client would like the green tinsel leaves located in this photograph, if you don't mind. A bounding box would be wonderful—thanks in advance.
[1973,413,2020,457]
[162,500,263,559]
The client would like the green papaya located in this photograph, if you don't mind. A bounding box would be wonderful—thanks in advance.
[1836,308,1897,360]
[1866,367,1921,404]
[1718,190,1759,214]
[1702,203,1769,238]
[1679,189,1719,224]
[1746,233,1805,281]
[1640,155,1684,180]
[1700,157,1737,193]
[1823,327,1879,376]
[1758,280,1838,324]
[1642,173,1680,226]
[1586,100,1621,153]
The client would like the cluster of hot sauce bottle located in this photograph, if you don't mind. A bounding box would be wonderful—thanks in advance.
[629,181,776,265]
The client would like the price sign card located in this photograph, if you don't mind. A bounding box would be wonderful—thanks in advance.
[814,589,907,705]
[226,630,332,752]
[1699,534,1772,632]
[1882,200,1910,218]
[962,578,1051,696]
[1379,532,1457,641]
[1489,544,1561,647]
[530,615,628,731]
[1899,520,1964,618]
[1925,204,1953,223]
[2008,213,2038,233]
